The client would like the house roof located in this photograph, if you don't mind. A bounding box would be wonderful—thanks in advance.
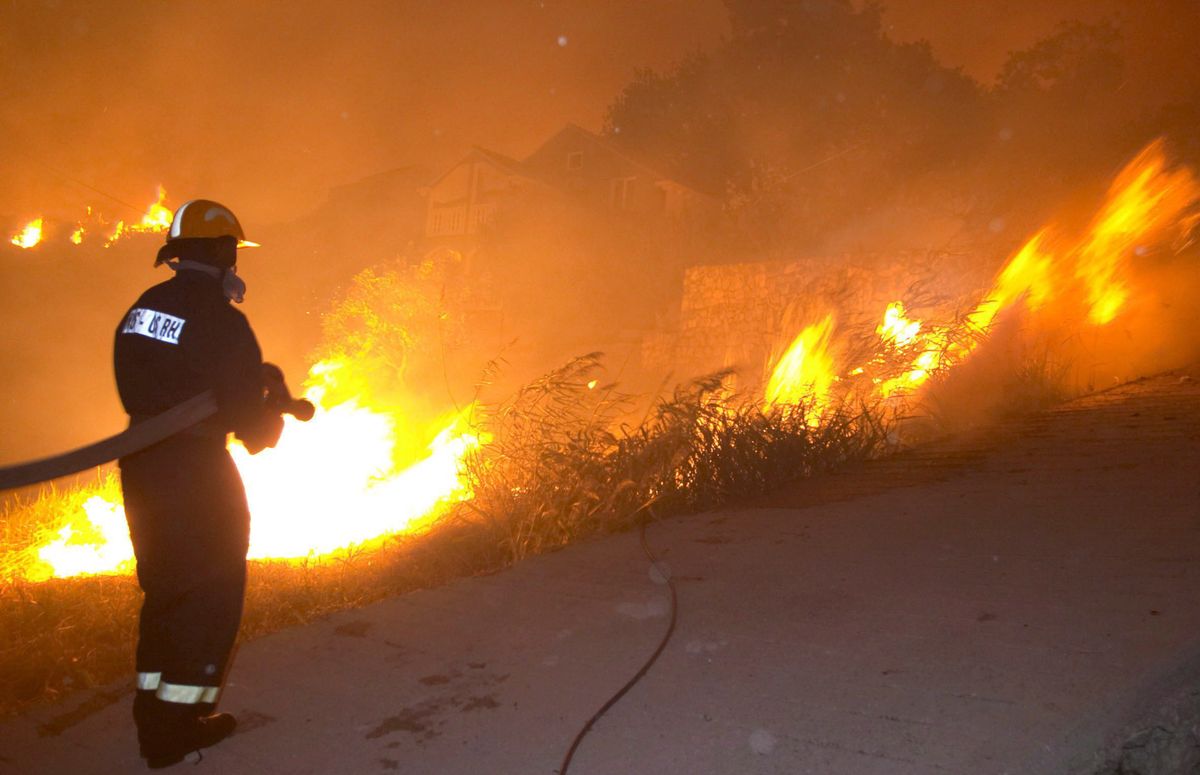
[529,123,718,198]
[470,146,527,175]
[425,124,718,201]
[327,165,429,203]
[424,146,542,190]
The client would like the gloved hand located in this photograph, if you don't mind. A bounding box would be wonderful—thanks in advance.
[240,411,284,455]
[262,363,315,421]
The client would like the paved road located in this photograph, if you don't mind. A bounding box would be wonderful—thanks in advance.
[4,371,1200,774]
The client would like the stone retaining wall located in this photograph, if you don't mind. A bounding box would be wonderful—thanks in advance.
[644,250,987,384]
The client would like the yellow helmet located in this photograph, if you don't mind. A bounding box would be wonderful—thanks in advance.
[167,199,259,247]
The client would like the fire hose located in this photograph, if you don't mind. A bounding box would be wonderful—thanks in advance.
[558,510,679,775]
[0,363,314,492]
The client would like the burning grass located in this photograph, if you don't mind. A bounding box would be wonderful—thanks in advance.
[3,136,1197,717]
[460,354,890,562]
[0,359,892,717]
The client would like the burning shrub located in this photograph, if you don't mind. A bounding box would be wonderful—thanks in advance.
[751,139,1200,436]
[4,137,1195,719]
[0,355,894,717]
[313,253,468,408]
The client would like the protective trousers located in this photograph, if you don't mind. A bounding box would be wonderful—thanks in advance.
[120,433,249,718]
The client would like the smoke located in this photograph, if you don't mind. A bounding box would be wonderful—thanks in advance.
[0,1,728,224]
[4,0,1200,464]
[916,144,1200,433]
[875,0,1200,95]
[919,249,1200,434]
[0,1,727,462]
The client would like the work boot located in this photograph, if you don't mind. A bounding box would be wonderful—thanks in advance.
[133,690,164,759]
[138,698,237,769]
[143,712,237,769]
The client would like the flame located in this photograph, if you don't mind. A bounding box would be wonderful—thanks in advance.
[763,139,1200,416]
[231,396,478,559]
[878,302,921,346]
[105,221,125,246]
[964,232,1055,335]
[23,358,479,580]
[70,206,93,245]
[875,302,947,397]
[964,141,1197,332]
[13,139,1200,580]
[32,496,136,581]
[11,190,174,248]
[764,314,837,422]
[139,187,175,232]
[106,187,173,246]
[1075,141,1198,324]
[10,218,44,248]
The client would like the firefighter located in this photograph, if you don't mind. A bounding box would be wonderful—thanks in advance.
[114,199,283,768]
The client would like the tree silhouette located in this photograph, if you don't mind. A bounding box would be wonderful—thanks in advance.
[604,0,984,252]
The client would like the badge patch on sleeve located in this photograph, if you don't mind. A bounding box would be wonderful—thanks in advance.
[122,308,186,345]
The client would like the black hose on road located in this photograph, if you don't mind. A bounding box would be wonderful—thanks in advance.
[558,513,679,775]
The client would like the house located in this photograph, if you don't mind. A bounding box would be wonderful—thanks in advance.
[423,124,716,242]
[418,125,721,359]
[522,123,715,219]
[307,165,431,259]
[423,147,549,240]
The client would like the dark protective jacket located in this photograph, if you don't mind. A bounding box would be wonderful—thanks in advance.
[114,269,280,449]
[114,266,277,704]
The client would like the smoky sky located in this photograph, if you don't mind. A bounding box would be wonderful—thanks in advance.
[0,0,729,226]
[876,0,1122,81]
[5,0,1189,231]
[1,0,1197,462]
[879,0,1200,98]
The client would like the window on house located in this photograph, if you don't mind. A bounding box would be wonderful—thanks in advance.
[610,176,636,210]
[567,151,583,170]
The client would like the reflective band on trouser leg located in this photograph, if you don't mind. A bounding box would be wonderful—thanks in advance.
[156,682,220,705]
[137,672,162,691]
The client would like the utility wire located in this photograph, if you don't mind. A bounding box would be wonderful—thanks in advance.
[781,141,865,181]
[27,157,149,217]
[558,511,679,775]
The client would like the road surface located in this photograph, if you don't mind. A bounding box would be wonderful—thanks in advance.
[4,369,1200,774]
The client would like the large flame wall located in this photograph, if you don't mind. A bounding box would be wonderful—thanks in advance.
[761,140,1200,424]
[22,362,478,582]
[9,139,1200,583]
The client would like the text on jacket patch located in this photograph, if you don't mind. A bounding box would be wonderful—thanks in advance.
[122,308,186,345]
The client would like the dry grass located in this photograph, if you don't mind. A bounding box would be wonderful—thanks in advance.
[458,354,890,561]
[0,355,892,717]
[0,521,513,716]
[914,326,1076,436]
